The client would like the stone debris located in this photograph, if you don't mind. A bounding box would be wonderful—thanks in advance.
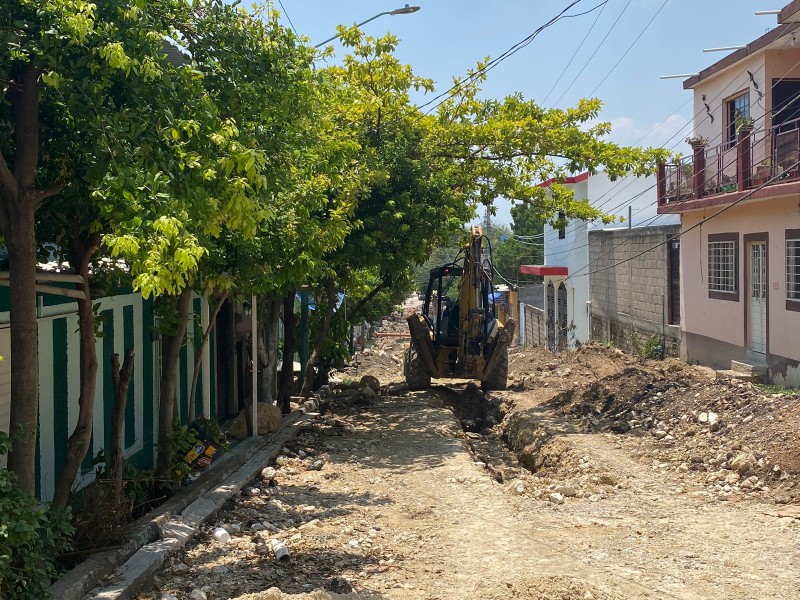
[144,323,799,600]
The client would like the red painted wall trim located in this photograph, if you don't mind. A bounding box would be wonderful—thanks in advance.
[519,265,569,276]
[537,172,590,189]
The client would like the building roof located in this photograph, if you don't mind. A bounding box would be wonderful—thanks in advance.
[684,5,800,89]
[162,41,190,67]
[519,265,568,276]
[537,172,589,188]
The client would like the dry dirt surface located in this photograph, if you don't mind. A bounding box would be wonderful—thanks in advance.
[143,307,800,600]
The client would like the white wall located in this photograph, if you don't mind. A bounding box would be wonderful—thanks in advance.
[540,173,677,344]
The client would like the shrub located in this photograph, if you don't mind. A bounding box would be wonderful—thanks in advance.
[0,432,73,599]
[643,335,665,360]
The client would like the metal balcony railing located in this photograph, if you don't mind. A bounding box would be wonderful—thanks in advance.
[658,116,800,206]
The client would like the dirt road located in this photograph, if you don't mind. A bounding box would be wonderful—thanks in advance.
[147,382,800,600]
[144,302,800,600]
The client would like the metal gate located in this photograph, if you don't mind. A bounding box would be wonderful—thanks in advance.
[668,240,681,325]
[557,282,568,351]
[748,242,767,353]
[546,282,555,351]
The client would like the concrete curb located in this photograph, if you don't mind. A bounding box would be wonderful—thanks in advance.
[51,412,308,600]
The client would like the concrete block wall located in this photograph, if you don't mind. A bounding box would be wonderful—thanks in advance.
[523,304,546,348]
[588,225,681,357]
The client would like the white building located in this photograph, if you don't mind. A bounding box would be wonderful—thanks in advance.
[519,171,678,351]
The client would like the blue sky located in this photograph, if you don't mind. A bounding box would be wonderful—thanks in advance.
[274,1,780,222]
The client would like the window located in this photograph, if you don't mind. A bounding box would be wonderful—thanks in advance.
[558,211,566,239]
[708,233,738,301]
[788,229,800,311]
[726,92,750,147]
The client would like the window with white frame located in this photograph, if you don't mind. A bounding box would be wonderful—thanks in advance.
[726,92,750,147]
[708,235,737,297]
[788,233,800,302]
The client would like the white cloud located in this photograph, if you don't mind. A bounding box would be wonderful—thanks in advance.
[606,113,690,149]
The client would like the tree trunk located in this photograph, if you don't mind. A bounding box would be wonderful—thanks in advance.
[278,290,297,413]
[51,236,99,508]
[109,349,135,504]
[188,292,228,422]
[300,279,337,397]
[2,63,44,494]
[216,299,238,419]
[260,297,281,404]
[156,289,192,477]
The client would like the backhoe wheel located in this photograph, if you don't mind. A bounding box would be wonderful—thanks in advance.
[404,341,431,390]
[482,345,509,391]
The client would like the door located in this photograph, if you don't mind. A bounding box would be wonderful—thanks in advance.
[748,242,767,354]
[668,240,681,325]
[557,282,568,351]
[546,282,555,351]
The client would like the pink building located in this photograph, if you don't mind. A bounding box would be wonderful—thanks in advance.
[658,1,800,385]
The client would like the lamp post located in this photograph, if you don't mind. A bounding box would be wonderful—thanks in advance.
[314,5,421,48]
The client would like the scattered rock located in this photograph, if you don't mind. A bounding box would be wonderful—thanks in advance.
[327,577,354,594]
[189,590,207,600]
[554,485,578,497]
[227,402,282,438]
[360,375,381,393]
[548,492,565,505]
[731,452,756,474]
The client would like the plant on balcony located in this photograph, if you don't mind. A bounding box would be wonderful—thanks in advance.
[685,135,710,148]
[734,112,755,134]
[720,173,737,193]
[753,159,772,186]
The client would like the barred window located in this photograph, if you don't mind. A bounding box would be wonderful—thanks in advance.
[709,240,737,293]
[788,238,800,300]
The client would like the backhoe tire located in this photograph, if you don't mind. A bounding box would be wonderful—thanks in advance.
[404,342,431,390]
[482,345,509,391]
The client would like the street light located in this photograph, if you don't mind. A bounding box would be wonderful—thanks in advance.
[314,5,421,48]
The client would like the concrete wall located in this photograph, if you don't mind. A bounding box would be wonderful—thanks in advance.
[588,225,681,357]
[517,284,543,309]
[0,292,218,501]
[680,195,800,385]
[692,54,767,145]
[522,304,546,348]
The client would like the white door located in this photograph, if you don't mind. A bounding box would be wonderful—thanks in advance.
[748,242,767,353]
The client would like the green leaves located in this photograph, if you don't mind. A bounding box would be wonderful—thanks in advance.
[0,434,73,600]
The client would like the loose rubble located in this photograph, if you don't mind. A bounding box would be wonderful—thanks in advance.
[143,299,799,600]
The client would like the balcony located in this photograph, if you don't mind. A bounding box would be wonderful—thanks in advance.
[657,117,800,210]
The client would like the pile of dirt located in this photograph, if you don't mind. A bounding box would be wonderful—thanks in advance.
[502,342,800,505]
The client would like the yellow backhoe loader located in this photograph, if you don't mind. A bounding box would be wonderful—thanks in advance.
[404,226,516,390]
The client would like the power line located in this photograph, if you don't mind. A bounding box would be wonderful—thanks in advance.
[567,158,800,281]
[541,0,608,106]
[585,0,670,98]
[277,0,298,36]
[551,0,632,107]
[534,23,800,247]
[419,1,611,116]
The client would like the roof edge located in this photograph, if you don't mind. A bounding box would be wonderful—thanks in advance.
[683,20,800,89]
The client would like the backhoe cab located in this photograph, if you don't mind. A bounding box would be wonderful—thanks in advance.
[405,226,516,390]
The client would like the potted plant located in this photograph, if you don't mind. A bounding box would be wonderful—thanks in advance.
[686,135,710,149]
[753,159,772,186]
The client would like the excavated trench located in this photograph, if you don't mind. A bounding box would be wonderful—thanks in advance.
[435,382,584,482]
[435,383,532,483]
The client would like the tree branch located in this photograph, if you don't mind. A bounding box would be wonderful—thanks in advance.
[348,275,392,320]
[34,180,67,206]
[0,151,16,193]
